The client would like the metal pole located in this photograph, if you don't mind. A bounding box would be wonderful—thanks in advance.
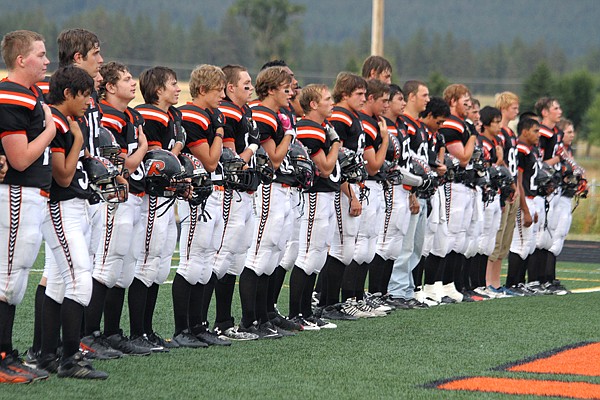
[371,0,384,56]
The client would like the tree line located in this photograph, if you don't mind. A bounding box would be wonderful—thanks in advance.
[2,2,600,151]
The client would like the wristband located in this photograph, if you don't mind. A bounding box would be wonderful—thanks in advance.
[248,143,259,154]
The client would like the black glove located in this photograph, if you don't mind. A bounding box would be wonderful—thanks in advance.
[210,109,226,130]
[247,117,260,146]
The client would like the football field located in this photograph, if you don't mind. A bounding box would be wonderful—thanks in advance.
[6,252,600,399]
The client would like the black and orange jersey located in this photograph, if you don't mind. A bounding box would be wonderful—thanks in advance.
[359,110,385,181]
[384,116,411,170]
[219,98,258,155]
[499,126,518,178]
[179,102,226,184]
[0,79,52,190]
[100,100,146,194]
[329,106,365,155]
[49,107,91,201]
[516,141,539,198]
[135,104,181,151]
[538,123,562,162]
[296,119,341,193]
[77,90,102,157]
[35,75,50,100]
[401,113,429,162]
[251,103,296,186]
[479,135,498,165]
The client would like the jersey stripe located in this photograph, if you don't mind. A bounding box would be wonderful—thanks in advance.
[441,119,464,132]
[517,143,531,155]
[181,110,210,130]
[539,126,554,138]
[101,116,125,133]
[252,110,278,131]
[137,108,169,126]
[0,91,37,109]
[219,105,243,122]
[362,120,377,140]
[297,127,326,142]
[52,115,69,134]
[330,112,353,126]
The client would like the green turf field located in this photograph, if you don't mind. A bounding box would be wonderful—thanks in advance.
[5,252,600,399]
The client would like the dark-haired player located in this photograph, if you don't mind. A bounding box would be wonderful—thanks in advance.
[39,65,108,379]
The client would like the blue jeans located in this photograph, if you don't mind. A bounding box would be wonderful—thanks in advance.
[387,198,427,299]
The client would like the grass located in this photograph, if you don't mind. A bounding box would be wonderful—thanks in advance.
[4,251,600,399]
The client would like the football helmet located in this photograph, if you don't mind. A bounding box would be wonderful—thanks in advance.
[98,126,125,173]
[220,147,258,191]
[535,162,559,196]
[83,156,127,203]
[410,157,438,197]
[144,149,186,197]
[381,160,403,185]
[386,135,402,164]
[255,146,274,184]
[178,153,212,206]
[338,147,367,184]
[288,142,315,189]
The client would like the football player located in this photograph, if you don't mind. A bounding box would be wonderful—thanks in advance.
[129,66,184,351]
[172,64,231,347]
[39,65,109,379]
[87,61,150,356]
[0,30,55,384]
[289,84,341,329]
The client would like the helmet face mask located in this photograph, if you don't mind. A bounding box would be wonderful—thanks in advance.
[288,142,315,189]
[144,149,186,197]
[255,147,274,184]
[97,127,125,174]
[535,163,559,196]
[220,147,258,191]
[178,153,212,206]
[83,156,127,203]
[338,147,367,184]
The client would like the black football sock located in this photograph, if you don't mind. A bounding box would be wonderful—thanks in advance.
[172,273,192,336]
[301,273,318,318]
[215,273,236,325]
[412,256,425,290]
[424,254,442,285]
[506,251,523,287]
[40,295,61,356]
[466,256,478,291]
[31,284,45,352]
[267,266,287,313]
[317,262,329,308]
[537,249,550,283]
[104,287,125,337]
[315,266,324,296]
[368,254,385,294]
[444,251,460,286]
[442,255,454,285]
[128,278,148,337]
[322,255,345,306]
[455,253,467,292]
[341,260,358,301]
[354,262,369,300]
[143,283,159,334]
[255,273,270,324]
[201,274,216,326]
[239,268,258,328]
[546,252,557,283]
[478,254,488,288]
[189,282,207,332]
[288,266,308,318]
[84,279,108,336]
[0,300,16,353]
[61,298,84,360]
[380,259,394,294]
[528,249,542,283]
